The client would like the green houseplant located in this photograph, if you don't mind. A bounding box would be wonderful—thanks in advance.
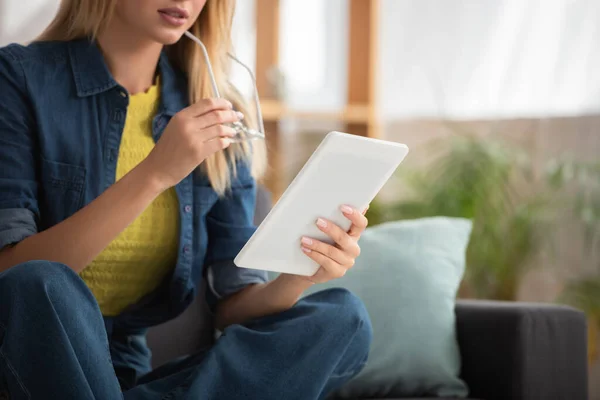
[367,133,551,300]
[549,160,600,362]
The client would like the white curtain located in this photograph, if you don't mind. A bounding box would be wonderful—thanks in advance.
[378,0,600,120]
[0,0,59,45]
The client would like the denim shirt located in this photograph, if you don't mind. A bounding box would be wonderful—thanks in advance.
[0,39,268,332]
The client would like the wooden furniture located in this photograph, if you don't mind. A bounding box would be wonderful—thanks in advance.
[254,0,381,197]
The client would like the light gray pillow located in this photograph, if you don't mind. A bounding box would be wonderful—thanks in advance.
[302,217,471,398]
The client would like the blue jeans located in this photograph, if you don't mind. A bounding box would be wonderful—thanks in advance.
[0,261,372,399]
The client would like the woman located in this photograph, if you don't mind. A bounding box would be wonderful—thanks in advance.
[0,0,372,399]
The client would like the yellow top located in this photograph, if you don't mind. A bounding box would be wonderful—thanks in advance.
[80,80,180,316]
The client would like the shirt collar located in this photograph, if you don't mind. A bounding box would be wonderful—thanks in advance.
[68,38,188,116]
[156,49,189,116]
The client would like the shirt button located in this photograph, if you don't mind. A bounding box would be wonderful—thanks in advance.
[183,245,190,254]
[184,205,192,213]
[109,149,117,161]
[119,90,127,98]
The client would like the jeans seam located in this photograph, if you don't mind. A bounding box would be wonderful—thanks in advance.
[328,360,367,380]
[0,348,31,399]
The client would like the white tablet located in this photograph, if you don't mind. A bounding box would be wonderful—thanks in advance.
[234,131,409,276]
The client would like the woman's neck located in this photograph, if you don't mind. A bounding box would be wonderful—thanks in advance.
[96,27,163,95]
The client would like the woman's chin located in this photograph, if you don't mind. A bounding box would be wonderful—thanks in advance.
[151,29,187,45]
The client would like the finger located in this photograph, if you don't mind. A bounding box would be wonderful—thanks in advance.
[348,223,366,238]
[301,237,354,268]
[340,205,369,237]
[301,246,348,279]
[181,98,233,118]
[199,124,237,142]
[316,218,359,256]
[362,205,370,215]
[197,109,244,129]
[203,137,232,155]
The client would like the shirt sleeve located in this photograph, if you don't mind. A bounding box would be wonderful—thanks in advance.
[203,158,269,311]
[0,47,40,250]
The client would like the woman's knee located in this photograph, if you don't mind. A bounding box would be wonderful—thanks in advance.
[305,288,373,348]
[0,260,89,303]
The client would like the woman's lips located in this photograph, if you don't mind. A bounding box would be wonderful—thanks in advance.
[158,8,189,26]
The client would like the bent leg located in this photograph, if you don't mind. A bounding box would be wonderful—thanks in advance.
[0,261,121,400]
[175,288,372,400]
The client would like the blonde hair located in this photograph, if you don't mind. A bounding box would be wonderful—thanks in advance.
[37,0,267,195]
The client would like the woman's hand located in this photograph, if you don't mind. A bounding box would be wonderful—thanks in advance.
[298,205,369,284]
[141,98,243,192]
[214,205,369,328]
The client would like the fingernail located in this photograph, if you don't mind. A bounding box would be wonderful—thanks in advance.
[316,218,327,228]
[341,205,354,214]
[227,101,234,109]
[236,111,244,120]
[301,237,313,246]
[302,247,312,254]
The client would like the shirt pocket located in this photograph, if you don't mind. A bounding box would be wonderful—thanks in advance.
[39,158,86,227]
[192,171,219,210]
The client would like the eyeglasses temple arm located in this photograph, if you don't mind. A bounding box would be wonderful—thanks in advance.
[183,31,221,98]
[184,31,265,135]
[226,52,265,136]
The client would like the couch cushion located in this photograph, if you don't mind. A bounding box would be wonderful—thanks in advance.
[299,217,471,399]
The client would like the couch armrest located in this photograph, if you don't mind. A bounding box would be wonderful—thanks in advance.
[455,300,588,400]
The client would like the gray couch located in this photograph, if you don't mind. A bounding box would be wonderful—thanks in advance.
[147,186,589,400]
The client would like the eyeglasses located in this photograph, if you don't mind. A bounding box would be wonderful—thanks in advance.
[184,31,265,143]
